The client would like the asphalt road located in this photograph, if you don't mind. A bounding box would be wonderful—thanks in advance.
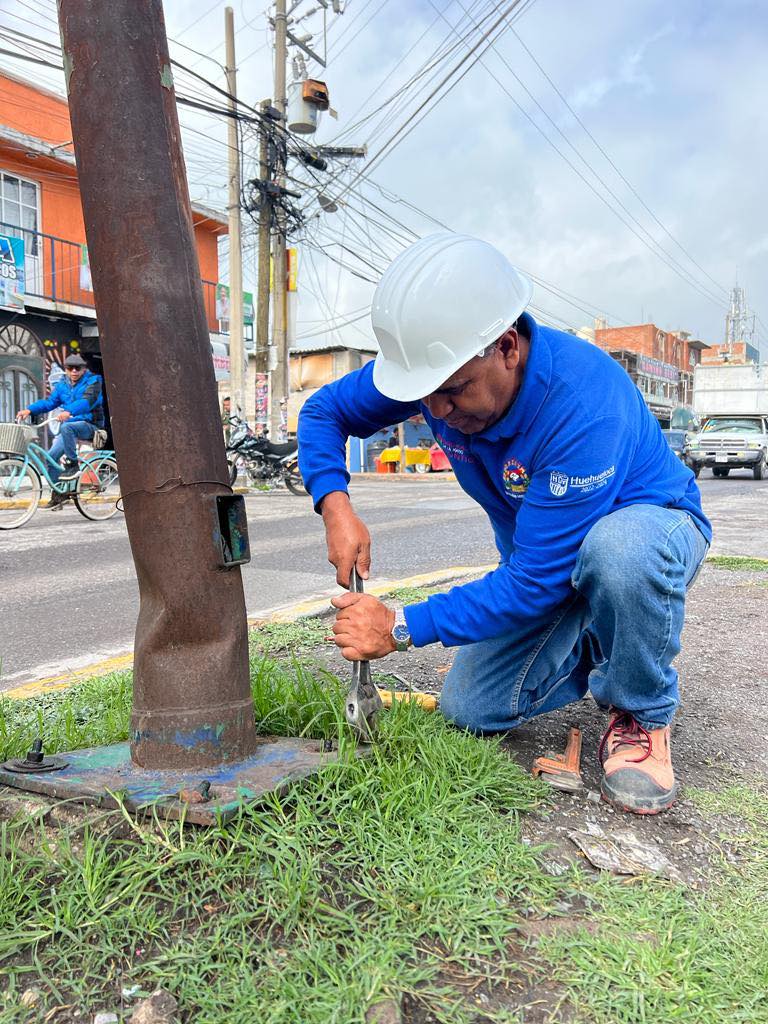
[0,471,765,690]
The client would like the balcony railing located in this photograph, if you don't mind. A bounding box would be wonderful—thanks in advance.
[0,221,220,330]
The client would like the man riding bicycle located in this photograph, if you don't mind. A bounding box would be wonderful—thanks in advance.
[17,353,105,509]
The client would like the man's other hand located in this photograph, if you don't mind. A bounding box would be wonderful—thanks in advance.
[331,592,396,661]
[57,411,72,422]
[321,491,372,587]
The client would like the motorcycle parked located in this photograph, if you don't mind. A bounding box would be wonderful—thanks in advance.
[226,419,306,496]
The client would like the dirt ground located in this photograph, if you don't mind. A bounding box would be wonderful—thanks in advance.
[307,562,768,885]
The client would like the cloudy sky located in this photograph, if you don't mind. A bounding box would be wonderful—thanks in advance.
[3,0,766,354]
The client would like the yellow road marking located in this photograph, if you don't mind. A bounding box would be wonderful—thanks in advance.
[2,564,493,701]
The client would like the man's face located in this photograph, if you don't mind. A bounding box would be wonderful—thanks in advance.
[66,365,86,384]
[421,329,526,434]
[223,399,231,414]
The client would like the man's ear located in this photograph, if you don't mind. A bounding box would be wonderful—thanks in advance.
[498,328,521,369]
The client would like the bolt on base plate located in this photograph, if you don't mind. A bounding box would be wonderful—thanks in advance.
[0,737,347,826]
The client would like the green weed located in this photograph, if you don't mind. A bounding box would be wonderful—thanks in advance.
[248,617,328,655]
[706,555,768,572]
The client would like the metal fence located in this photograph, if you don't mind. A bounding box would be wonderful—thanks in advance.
[0,221,220,329]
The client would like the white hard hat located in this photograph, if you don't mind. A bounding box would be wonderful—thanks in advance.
[371,232,533,402]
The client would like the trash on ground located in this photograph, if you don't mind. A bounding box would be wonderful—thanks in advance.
[129,989,178,1024]
[569,822,682,881]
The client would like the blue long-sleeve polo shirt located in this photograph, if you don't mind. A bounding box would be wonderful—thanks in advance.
[298,313,711,649]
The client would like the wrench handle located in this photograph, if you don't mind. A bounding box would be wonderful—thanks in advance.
[350,565,363,594]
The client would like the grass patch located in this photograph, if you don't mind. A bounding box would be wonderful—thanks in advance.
[706,555,768,572]
[248,617,328,655]
[0,661,556,1023]
[537,787,768,1024]
[385,584,446,604]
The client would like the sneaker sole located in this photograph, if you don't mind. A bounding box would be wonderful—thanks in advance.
[600,776,678,815]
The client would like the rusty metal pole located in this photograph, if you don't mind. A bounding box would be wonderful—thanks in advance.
[57,0,259,769]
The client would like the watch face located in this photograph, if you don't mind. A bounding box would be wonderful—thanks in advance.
[392,624,410,643]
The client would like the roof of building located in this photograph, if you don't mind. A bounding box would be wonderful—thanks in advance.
[290,335,378,356]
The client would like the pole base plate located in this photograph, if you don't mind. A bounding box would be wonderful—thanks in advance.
[0,737,343,825]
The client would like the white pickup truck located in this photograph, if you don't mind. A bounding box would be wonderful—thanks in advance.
[688,363,768,479]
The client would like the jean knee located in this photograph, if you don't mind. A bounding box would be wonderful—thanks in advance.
[439,680,492,735]
[573,515,652,599]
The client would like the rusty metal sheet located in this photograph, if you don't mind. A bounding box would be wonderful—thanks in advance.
[0,738,346,826]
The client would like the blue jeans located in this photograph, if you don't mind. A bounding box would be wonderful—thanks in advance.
[440,504,709,733]
[48,421,95,482]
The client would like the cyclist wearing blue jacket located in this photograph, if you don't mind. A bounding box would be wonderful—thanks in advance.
[298,233,711,816]
[18,353,104,507]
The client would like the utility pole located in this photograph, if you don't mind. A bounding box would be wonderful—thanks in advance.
[56,0,258,769]
[270,0,288,439]
[254,99,272,431]
[225,6,245,417]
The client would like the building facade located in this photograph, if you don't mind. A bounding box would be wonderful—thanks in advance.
[0,71,227,426]
[594,323,709,425]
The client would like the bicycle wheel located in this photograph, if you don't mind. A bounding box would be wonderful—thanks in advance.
[283,458,307,496]
[0,458,42,529]
[74,455,121,521]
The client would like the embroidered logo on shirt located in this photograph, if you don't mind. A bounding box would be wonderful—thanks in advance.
[502,457,530,497]
[549,465,616,497]
[434,433,476,464]
[549,471,569,497]
[570,466,616,493]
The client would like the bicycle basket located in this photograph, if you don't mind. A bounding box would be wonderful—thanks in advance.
[0,422,37,456]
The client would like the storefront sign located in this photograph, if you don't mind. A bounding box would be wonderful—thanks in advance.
[287,248,298,292]
[80,244,93,292]
[216,284,255,325]
[215,283,231,321]
[637,355,679,382]
[270,249,299,292]
[0,234,25,312]
[211,339,230,382]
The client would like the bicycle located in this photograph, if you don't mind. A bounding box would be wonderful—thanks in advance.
[0,417,121,530]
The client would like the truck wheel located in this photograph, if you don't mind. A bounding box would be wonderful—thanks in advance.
[712,467,730,478]
[754,455,766,481]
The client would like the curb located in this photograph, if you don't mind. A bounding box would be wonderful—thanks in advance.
[1,564,493,702]
[352,471,457,483]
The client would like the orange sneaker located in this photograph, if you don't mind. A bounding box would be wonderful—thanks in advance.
[598,710,677,815]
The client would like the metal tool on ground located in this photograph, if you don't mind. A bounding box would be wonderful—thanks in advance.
[345,567,384,741]
[532,727,584,792]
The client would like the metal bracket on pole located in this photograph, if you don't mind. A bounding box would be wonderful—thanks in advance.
[285,28,326,67]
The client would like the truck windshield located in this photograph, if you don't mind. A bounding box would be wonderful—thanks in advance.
[702,418,763,433]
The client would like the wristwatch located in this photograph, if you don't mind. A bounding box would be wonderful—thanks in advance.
[391,608,412,652]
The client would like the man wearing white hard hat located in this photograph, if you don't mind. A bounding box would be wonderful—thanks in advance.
[297,232,710,816]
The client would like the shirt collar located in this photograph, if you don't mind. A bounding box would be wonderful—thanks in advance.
[479,313,552,441]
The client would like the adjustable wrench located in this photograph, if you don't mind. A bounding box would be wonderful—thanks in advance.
[345,567,384,742]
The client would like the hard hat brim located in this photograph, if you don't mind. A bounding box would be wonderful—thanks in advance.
[372,340,489,403]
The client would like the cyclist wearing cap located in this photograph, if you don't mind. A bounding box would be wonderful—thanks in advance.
[17,353,104,508]
[297,232,711,817]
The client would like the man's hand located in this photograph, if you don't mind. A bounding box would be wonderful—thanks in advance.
[15,410,30,422]
[57,411,72,422]
[331,592,395,661]
[321,491,372,587]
